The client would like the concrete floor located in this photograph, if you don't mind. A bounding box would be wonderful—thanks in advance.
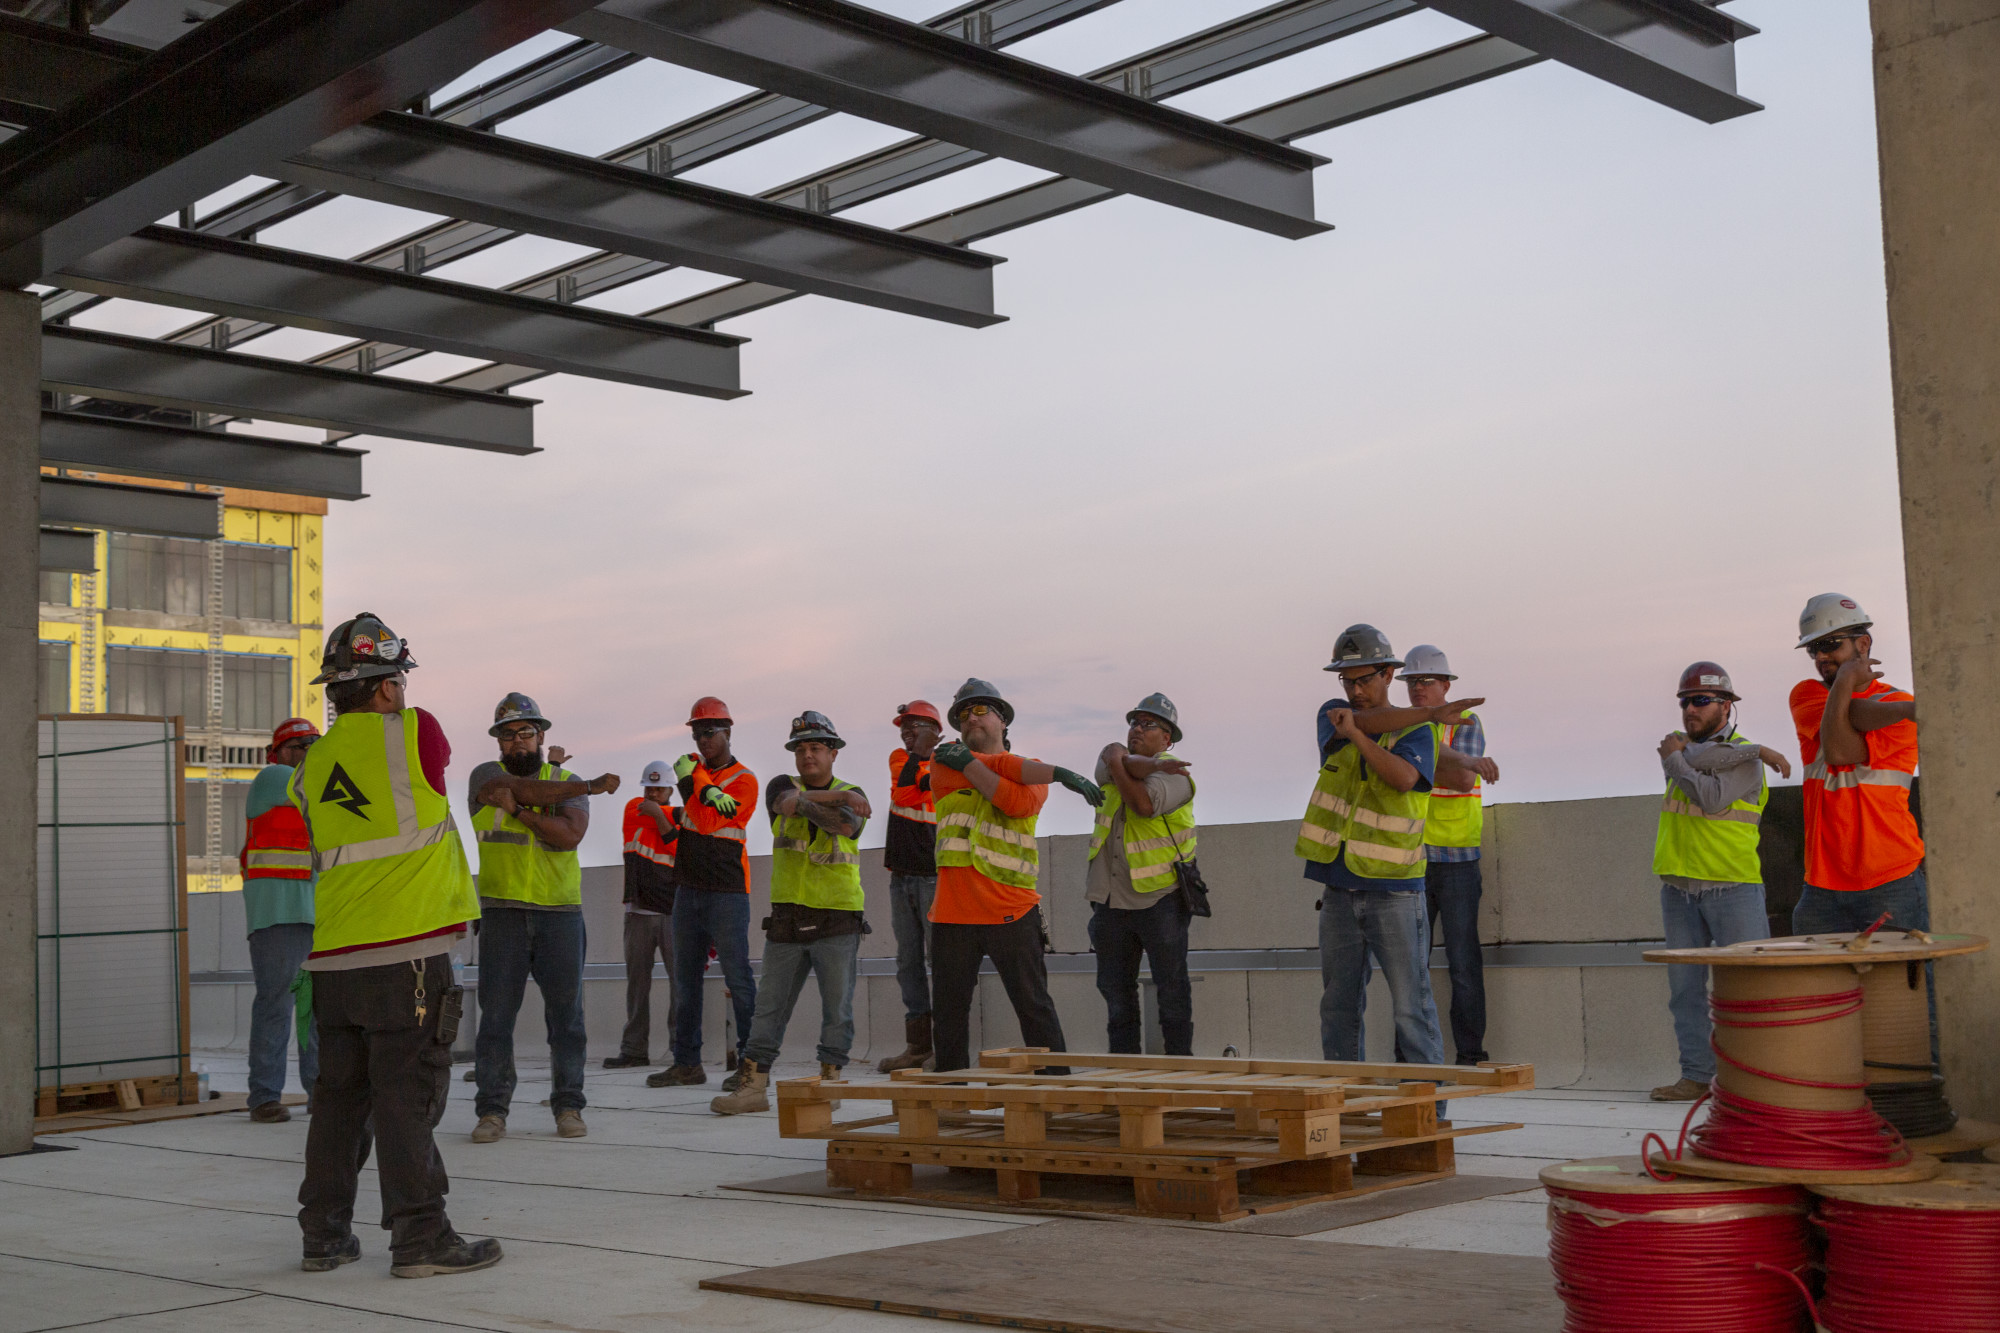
[1,1053,1699,1332]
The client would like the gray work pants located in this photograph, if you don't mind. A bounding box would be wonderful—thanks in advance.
[620,910,675,1061]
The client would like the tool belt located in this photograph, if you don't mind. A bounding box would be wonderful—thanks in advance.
[762,901,868,944]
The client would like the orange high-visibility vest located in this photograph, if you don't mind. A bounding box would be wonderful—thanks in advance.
[241,803,313,880]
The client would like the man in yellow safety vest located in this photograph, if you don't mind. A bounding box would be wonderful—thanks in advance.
[1650,661,1788,1102]
[290,612,501,1279]
[466,693,620,1143]
[711,712,872,1114]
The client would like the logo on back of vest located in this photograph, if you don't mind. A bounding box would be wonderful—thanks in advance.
[321,764,372,817]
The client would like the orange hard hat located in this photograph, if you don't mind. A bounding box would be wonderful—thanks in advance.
[893,700,942,728]
[686,696,733,726]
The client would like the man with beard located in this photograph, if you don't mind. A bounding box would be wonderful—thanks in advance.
[467,693,620,1143]
[1649,662,1788,1102]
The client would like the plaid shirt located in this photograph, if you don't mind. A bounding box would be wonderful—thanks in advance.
[1427,714,1486,863]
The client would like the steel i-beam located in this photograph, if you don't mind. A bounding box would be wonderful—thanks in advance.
[39,474,222,540]
[42,411,367,500]
[38,526,95,573]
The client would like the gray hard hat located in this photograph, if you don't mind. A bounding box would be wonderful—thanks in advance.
[1324,623,1403,673]
[489,691,551,736]
[949,677,1015,728]
[785,710,845,751]
[1126,692,1183,744]
[1401,644,1456,681]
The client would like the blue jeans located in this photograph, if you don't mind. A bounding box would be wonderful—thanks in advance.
[742,932,861,1068]
[889,873,936,1020]
[475,906,587,1117]
[1425,860,1487,1063]
[1793,867,1937,1065]
[1319,886,1443,1065]
[1089,898,1192,1055]
[670,889,757,1068]
[1661,882,1770,1083]
[248,922,318,1108]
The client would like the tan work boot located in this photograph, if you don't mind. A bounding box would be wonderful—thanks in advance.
[821,1062,845,1109]
[471,1114,507,1143]
[709,1060,769,1115]
[877,1015,933,1074]
[555,1109,587,1138]
[1650,1078,1707,1102]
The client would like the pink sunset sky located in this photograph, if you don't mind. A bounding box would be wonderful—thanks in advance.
[76,1,1907,867]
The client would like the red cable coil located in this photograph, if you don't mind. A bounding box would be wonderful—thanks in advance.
[1547,1182,1816,1332]
[1817,1197,2000,1332]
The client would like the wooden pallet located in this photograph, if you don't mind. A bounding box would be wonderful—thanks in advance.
[776,1048,1533,1223]
[35,1072,196,1118]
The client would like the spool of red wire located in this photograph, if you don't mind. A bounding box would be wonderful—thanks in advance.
[1813,1165,2000,1333]
[1542,1157,1814,1332]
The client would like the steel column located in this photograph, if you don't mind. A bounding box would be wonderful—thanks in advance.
[0,289,38,1155]
[38,474,221,541]
[41,412,367,500]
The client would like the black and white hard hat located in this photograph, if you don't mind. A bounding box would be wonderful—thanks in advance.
[489,692,551,736]
[786,710,845,751]
[1126,692,1183,744]
[313,611,415,685]
[948,678,1014,728]
[1325,624,1403,673]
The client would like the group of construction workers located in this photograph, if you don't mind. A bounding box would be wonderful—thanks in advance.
[230,591,1920,1278]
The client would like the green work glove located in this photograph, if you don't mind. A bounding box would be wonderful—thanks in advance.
[1053,767,1104,807]
[290,970,313,1054]
[674,754,698,780]
[932,741,974,772]
[701,785,740,817]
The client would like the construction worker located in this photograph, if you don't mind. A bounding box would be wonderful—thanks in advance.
[605,758,677,1070]
[1651,662,1788,1102]
[648,697,760,1089]
[1789,594,1934,1063]
[466,693,620,1144]
[1087,693,1196,1055]
[878,700,941,1073]
[929,678,1103,1075]
[1297,625,1474,1066]
[291,612,500,1278]
[711,712,872,1114]
[1401,647,1501,1067]
[240,716,321,1123]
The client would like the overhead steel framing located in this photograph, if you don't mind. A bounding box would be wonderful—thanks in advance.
[39,474,223,541]
[5,0,1760,522]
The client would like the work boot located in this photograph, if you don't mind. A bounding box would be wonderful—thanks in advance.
[1650,1078,1708,1102]
[821,1062,846,1109]
[720,1066,745,1094]
[249,1102,292,1124]
[390,1234,504,1279]
[647,1064,707,1088]
[602,1053,648,1069]
[300,1233,360,1273]
[470,1114,507,1143]
[555,1109,587,1138]
[709,1061,769,1115]
[877,1015,933,1074]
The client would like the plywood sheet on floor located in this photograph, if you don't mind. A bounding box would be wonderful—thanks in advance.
[700,1217,1560,1333]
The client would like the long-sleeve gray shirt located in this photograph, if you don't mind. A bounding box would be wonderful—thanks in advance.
[1660,734,1766,893]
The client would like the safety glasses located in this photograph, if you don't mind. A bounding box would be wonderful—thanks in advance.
[1679,694,1730,709]
[1339,665,1391,687]
[959,703,998,719]
[1805,633,1862,657]
[495,725,541,743]
[690,723,729,739]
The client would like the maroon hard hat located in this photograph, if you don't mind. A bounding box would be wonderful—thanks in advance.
[1677,661,1739,700]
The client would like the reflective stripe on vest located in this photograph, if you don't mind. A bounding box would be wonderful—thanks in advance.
[1424,719,1483,849]
[1802,759,1915,791]
[623,834,676,866]
[679,806,749,840]
[890,803,939,824]
[242,797,314,880]
[1293,723,1430,879]
[289,709,478,953]
[769,777,865,910]
[1086,758,1197,893]
[1652,729,1769,885]
[935,790,1040,889]
[472,762,584,907]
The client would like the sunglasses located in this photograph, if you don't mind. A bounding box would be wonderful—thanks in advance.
[1679,694,1730,709]
[959,703,998,719]
[496,726,542,743]
[1805,634,1862,657]
[691,723,729,739]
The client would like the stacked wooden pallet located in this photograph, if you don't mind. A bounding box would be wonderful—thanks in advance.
[775,1048,1533,1222]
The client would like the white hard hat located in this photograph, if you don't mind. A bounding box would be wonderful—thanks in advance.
[1402,644,1456,680]
[641,757,673,787]
[1796,593,1873,649]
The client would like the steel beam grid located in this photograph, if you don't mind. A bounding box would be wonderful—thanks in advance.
[0,0,615,285]
[54,226,747,399]
[0,13,141,119]
[1419,0,1759,122]
[41,411,368,500]
[39,475,223,541]
[273,112,1004,327]
[563,0,1329,239]
[38,526,96,574]
[39,324,539,453]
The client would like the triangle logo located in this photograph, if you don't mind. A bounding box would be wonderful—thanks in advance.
[321,763,372,818]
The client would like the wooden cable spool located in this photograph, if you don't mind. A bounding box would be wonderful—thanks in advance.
[1811,1165,2000,1332]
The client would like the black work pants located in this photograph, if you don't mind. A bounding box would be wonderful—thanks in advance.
[931,907,1066,1075]
[1089,898,1193,1055]
[299,953,456,1262]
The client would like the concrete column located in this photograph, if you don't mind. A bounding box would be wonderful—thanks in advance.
[1871,0,2000,1118]
[0,290,41,1153]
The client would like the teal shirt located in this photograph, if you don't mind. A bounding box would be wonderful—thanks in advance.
[242,763,315,933]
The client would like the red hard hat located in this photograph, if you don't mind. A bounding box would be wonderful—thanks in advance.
[893,700,942,728]
[1677,661,1739,700]
[686,696,733,726]
[267,717,321,762]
